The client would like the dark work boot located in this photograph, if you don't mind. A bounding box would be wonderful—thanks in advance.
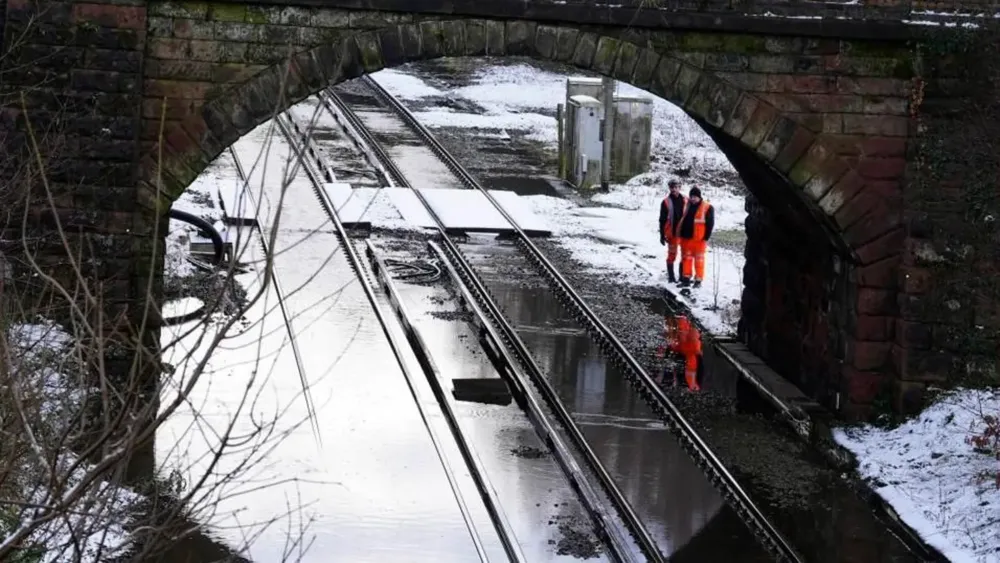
[679,277,691,288]
[667,263,676,283]
[692,279,702,289]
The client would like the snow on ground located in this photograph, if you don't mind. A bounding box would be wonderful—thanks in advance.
[4,319,140,562]
[834,390,1000,563]
[373,63,746,334]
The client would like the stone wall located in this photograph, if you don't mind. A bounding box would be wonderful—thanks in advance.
[2,0,990,418]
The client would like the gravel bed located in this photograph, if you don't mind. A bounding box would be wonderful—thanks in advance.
[530,238,915,558]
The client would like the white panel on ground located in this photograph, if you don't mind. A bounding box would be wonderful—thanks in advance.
[417,188,552,236]
[320,183,376,225]
[384,188,437,228]
[217,180,258,227]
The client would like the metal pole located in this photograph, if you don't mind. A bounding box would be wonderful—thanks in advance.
[600,77,614,192]
[556,103,565,180]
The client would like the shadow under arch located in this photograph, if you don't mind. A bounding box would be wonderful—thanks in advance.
[138,20,885,259]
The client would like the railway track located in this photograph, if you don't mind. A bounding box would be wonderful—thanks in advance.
[272,75,804,563]
[353,75,805,563]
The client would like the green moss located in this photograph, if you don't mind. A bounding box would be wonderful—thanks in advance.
[594,37,621,68]
[679,33,724,52]
[719,34,767,54]
[848,40,909,59]
[208,2,246,22]
[245,6,270,24]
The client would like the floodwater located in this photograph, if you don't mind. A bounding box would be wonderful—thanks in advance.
[157,130,497,562]
[460,239,773,561]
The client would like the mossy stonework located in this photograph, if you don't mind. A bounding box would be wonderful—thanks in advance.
[0,0,993,418]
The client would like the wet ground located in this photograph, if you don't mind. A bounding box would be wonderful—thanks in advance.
[381,58,923,561]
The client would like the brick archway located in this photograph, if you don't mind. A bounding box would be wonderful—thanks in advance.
[138,20,903,415]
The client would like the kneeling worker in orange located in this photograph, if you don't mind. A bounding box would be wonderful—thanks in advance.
[677,187,714,289]
[656,315,704,391]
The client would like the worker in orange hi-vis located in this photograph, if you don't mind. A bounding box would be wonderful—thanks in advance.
[657,179,687,283]
[676,186,715,289]
[655,314,704,391]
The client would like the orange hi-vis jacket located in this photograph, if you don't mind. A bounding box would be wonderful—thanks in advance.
[682,199,712,242]
[657,316,702,358]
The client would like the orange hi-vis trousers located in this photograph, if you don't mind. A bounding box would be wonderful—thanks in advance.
[681,239,707,281]
[664,233,680,265]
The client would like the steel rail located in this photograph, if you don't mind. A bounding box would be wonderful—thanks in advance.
[322,82,652,562]
[227,144,322,443]
[360,74,805,563]
[365,240,527,563]
[274,113,493,562]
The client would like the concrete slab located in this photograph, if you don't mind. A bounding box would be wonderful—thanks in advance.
[319,182,375,228]
[384,187,436,228]
[217,182,259,227]
[418,188,552,236]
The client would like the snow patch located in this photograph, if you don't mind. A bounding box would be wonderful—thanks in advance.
[834,389,1000,563]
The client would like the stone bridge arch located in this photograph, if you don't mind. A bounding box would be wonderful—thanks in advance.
[138,20,904,416]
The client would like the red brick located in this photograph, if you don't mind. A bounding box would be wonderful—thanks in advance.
[861,136,907,157]
[855,227,905,265]
[857,156,906,180]
[854,257,899,288]
[164,124,196,155]
[899,265,931,294]
[816,170,861,217]
[826,134,864,156]
[768,74,837,94]
[844,202,901,248]
[739,102,780,149]
[142,97,197,120]
[148,38,190,60]
[857,287,895,315]
[73,3,145,30]
[855,315,895,341]
[144,79,214,99]
[723,95,759,138]
[788,138,836,187]
[851,341,892,369]
[772,125,815,172]
[834,185,875,230]
[836,76,910,97]
[843,114,910,136]
[802,94,863,113]
[864,180,901,201]
[803,157,850,201]
[843,367,886,404]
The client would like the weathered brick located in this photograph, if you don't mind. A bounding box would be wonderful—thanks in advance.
[857,157,906,180]
[72,3,145,30]
[417,21,445,60]
[803,157,850,201]
[142,96,197,120]
[756,116,796,162]
[767,74,837,94]
[464,21,488,57]
[484,20,505,56]
[841,367,883,408]
[856,315,895,341]
[591,36,621,75]
[440,21,467,57]
[836,76,910,97]
[842,114,909,136]
[722,94,758,138]
[651,57,682,102]
[145,59,214,81]
[148,38,190,60]
[787,139,834,187]
[895,321,932,349]
[844,202,901,248]
[505,21,537,57]
[551,27,580,63]
[631,48,660,90]
[772,125,815,172]
[857,287,895,315]
[854,227,905,265]
[144,79,214,99]
[892,347,951,383]
[818,169,865,217]
[534,25,559,60]
[570,32,598,69]
[739,102,780,150]
[172,18,216,40]
[854,258,898,288]
[851,341,892,370]
[612,42,640,83]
